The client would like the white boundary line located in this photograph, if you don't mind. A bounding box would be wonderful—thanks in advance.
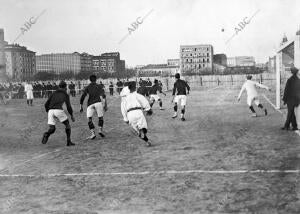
[205,86,223,92]
[262,94,283,115]
[0,149,62,173]
[1,169,300,178]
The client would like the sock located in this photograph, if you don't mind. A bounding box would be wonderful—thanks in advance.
[174,104,178,112]
[45,125,56,137]
[98,117,104,130]
[65,128,71,141]
[249,106,256,113]
[159,101,162,108]
[88,119,95,130]
[27,100,29,105]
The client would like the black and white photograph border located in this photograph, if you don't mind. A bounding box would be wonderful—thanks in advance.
[1,0,300,213]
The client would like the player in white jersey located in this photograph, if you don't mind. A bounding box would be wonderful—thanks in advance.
[237,75,270,117]
[121,81,153,147]
[24,81,34,106]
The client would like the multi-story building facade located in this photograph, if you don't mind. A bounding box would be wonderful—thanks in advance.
[92,56,101,72]
[138,64,179,76]
[227,56,255,67]
[167,59,180,66]
[36,52,81,75]
[180,44,213,74]
[92,52,125,73]
[0,29,8,79]
[227,57,236,67]
[80,52,93,73]
[5,44,36,81]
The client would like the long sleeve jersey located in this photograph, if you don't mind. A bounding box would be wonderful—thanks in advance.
[44,89,73,115]
[149,84,163,95]
[172,79,190,95]
[80,82,106,107]
[238,80,269,100]
[121,92,151,122]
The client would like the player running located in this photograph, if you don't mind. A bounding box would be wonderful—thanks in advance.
[237,75,271,117]
[42,81,75,146]
[172,73,190,121]
[149,79,166,110]
[121,81,153,147]
[80,75,107,140]
[24,81,34,106]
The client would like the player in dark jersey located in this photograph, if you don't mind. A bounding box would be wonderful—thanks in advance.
[42,81,75,146]
[172,73,190,121]
[80,75,107,140]
[137,79,149,97]
[149,79,166,110]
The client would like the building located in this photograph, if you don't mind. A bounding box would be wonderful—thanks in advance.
[167,59,180,66]
[5,44,36,81]
[227,57,236,67]
[92,56,101,72]
[213,54,227,66]
[138,64,179,76]
[94,52,125,73]
[227,56,255,67]
[36,52,81,75]
[80,52,93,73]
[0,29,8,80]
[180,44,214,74]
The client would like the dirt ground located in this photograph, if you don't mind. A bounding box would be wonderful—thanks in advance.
[0,86,300,214]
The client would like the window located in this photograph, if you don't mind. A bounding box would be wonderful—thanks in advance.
[207,53,209,57]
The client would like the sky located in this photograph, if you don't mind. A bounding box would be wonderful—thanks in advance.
[1,0,300,66]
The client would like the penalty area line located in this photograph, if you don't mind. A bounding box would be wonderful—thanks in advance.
[1,169,300,178]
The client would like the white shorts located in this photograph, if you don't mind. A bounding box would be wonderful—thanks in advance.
[247,96,260,106]
[26,90,33,99]
[174,95,187,106]
[48,109,68,125]
[87,102,103,118]
[150,94,160,102]
[127,109,147,132]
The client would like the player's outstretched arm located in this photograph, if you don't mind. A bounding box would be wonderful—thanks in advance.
[79,88,88,112]
[185,81,190,94]
[237,85,245,101]
[255,82,269,90]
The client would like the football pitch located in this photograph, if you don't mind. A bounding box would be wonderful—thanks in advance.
[1,86,300,214]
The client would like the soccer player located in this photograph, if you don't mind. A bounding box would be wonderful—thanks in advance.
[42,81,75,146]
[121,81,153,147]
[80,75,107,140]
[24,81,34,106]
[149,79,166,110]
[237,75,270,117]
[172,73,190,121]
[109,82,114,96]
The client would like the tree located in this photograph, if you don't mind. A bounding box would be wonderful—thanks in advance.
[33,72,57,81]
[75,70,95,80]
[59,71,74,80]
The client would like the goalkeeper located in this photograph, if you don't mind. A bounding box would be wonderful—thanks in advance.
[121,81,153,147]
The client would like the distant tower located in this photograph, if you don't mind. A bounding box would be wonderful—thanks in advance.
[0,28,6,78]
[280,34,288,46]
